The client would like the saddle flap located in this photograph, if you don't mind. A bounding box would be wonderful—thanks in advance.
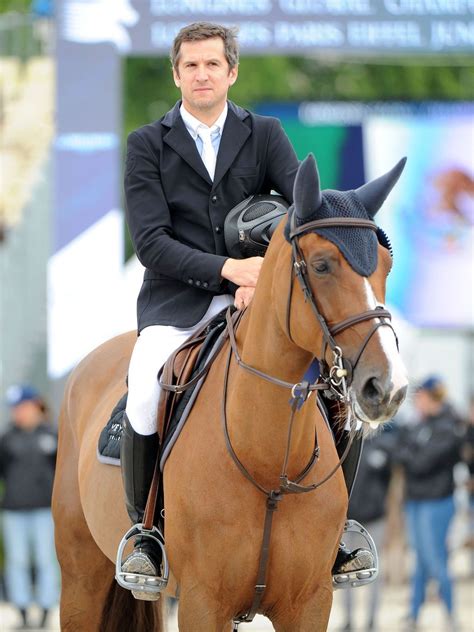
[156,307,234,446]
[174,340,204,384]
[156,339,206,440]
[174,344,202,382]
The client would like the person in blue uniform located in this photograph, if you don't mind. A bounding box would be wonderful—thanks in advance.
[0,385,58,629]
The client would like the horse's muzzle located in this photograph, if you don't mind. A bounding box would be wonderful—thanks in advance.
[355,374,407,424]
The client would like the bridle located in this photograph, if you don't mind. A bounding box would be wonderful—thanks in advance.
[225,212,399,628]
[287,213,398,401]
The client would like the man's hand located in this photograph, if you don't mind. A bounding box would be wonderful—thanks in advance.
[221,257,263,287]
[234,286,255,310]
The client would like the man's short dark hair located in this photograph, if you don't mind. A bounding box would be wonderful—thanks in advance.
[171,22,239,72]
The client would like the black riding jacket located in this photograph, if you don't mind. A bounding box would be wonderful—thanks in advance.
[0,422,57,510]
[395,405,462,501]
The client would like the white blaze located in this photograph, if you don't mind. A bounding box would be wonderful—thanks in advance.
[363,279,408,399]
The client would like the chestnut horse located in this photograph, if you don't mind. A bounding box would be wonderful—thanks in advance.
[52,155,408,632]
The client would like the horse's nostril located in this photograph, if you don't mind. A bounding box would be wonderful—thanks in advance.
[392,385,407,407]
[362,376,385,405]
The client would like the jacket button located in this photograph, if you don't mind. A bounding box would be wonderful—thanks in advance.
[195,280,201,287]
[211,195,217,203]
[215,226,222,234]
[203,281,209,288]
[188,278,193,285]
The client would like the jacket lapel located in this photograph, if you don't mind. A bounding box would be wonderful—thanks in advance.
[213,102,250,189]
[162,102,212,185]
[161,100,250,188]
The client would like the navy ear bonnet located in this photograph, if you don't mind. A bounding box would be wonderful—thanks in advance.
[285,189,380,276]
[285,155,405,277]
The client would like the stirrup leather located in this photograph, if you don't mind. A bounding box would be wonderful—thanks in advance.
[332,519,378,590]
[115,524,169,597]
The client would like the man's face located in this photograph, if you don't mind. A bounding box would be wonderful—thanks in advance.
[173,37,238,116]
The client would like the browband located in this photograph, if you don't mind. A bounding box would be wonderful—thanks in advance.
[289,217,378,240]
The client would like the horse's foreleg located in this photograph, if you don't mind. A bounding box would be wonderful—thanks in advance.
[271,585,333,632]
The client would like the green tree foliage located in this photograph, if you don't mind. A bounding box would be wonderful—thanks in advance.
[124,55,472,136]
[0,0,31,12]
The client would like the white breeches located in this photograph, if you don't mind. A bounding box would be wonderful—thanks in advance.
[125,294,234,435]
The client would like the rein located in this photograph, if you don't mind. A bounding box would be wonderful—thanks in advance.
[224,214,399,627]
[224,308,356,627]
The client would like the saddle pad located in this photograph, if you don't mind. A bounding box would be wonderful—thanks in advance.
[97,392,127,466]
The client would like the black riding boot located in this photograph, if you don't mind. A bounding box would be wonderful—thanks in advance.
[120,414,162,593]
[332,431,375,576]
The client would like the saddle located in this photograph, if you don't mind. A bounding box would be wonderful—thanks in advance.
[156,307,238,444]
[97,308,240,468]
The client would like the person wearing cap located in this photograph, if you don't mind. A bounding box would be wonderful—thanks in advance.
[120,20,374,591]
[395,376,463,631]
[0,385,58,629]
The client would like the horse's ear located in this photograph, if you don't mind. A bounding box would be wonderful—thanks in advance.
[355,157,407,218]
[293,153,322,222]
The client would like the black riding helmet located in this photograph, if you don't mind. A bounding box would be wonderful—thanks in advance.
[224,194,290,259]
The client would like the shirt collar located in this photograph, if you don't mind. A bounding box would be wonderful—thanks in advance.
[180,102,228,140]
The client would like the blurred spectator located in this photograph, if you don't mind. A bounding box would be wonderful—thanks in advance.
[0,385,58,629]
[395,376,463,631]
[341,429,395,632]
[461,396,474,574]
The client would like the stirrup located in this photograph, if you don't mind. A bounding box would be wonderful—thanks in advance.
[332,519,378,590]
[115,523,169,597]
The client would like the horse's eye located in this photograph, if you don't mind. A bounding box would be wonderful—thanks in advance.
[312,260,330,275]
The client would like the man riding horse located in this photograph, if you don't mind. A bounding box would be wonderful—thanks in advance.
[120,21,374,594]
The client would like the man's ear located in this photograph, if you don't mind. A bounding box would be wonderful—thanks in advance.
[172,67,181,88]
[229,64,238,85]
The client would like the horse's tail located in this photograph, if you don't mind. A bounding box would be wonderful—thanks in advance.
[99,580,165,632]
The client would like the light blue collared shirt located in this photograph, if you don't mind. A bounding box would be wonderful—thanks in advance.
[180,102,228,160]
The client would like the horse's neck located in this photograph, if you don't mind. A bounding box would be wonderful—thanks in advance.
[226,252,316,485]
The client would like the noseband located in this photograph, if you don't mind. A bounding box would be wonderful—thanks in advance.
[287,213,398,402]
